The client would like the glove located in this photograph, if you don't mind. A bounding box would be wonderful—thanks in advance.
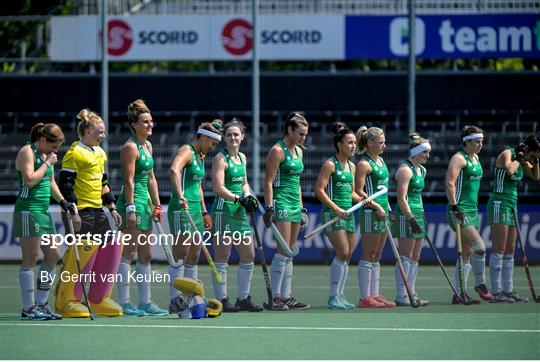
[515,143,527,164]
[409,217,422,234]
[263,206,274,228]
[203,211,212,230]
[300,208,309,230]
[152,204,163,222]
[59,199,77,215]
[450,204,464,222]
[239,194,259,212]
[389,212,396,227]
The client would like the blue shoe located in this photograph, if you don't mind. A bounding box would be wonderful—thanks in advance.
[36,302,62,320]
[121,302,146,317]
[21,305,49,320]
[138,301,169,316]
[338,295,356,309]
[328,295,347,310]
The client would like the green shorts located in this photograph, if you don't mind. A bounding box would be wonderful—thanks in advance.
[391,209,426,239]
[487,200,516,226]
[358,208,387,234]
[322,211,355,233]
[274,199,301,223]
[13,210,56,238]
[212,210,252,237]
[167,208,205,238]
[118,211,152,231]
[446,209,480,232]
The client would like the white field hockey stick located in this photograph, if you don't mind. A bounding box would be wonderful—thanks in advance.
[66,212,95,320]
[304,185,388,240]
[248,187,297,258]
[148,197,183,268]
[183,210,222,283]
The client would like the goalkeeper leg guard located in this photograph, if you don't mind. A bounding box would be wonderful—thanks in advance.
[88,242,122,304]
[89,288,122,317]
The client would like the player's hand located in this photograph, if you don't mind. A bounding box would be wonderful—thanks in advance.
[450,204,464,222]
[203,211,212,230]
[239,194,258,212]
[334,207,348,219]
[178,195,188,209]
[111,209,122,227]
[126,210,136,229]
[263,206,274,228]
[59,199,77,216]
[72,214,82,232]
[409,217,422,234]
[44,152,58,167]
[515,143,528,164]
[359,197,372,208]
[300,208,309,230]
[152,205,163,222]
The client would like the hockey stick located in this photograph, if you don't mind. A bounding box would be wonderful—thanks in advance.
[512,208,540,302]
[248,187,297,258]
[423,217,466,304]
[148,197,183,268]
[183,209,222,283]
[453,217,469,305]
[304,185,388,240]
[249,212,273,309]
[66,212,95,320]
[385,222,418,308]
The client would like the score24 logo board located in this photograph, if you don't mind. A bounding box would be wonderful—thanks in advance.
[108,19,133,56]
[221,18,253,56]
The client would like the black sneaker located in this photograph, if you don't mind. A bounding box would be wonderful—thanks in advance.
[264,296,289,311]
[169,295,185,314]
[37,302,62,320]
[504,291,529,303]
[452,293,481,305]
[221,297,240,312]
[284,296,310,310]
[235,295,263,312]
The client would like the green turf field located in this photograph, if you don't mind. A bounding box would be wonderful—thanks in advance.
[1,263,539,359]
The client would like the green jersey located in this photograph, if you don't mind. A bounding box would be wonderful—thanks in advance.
[170,144,205,212]
[322,156,354,212]
[491,147,522,206]
[212,150,246,214]
[273,140,304,207]
[15,142,53,212]
[361,154,389,211]
[397,160,425,212]
[117,136,154,211]
[451,151,482,212]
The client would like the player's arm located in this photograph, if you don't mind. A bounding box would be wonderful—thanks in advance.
[523,157,540,181]
[240,153,251,196]
[120,142,138,206]
[147,142,161,206]
[444,153,465,205]
[263,145,283,207]
[169,145,192,207]
[212,152,237,202]
[350,163,363,204]
[15,146,51,188]
[396,166,414,220]
[498,149,521,176]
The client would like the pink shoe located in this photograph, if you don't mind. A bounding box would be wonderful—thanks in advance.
[474,284,495,302]
[373,295,397,308]
[357,297,385,308]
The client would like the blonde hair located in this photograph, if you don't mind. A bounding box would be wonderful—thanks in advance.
[355,126,384,154]
[409,132,428,149]
[127,99,151,131]
[77,109,103,139]
[30,123,64,143]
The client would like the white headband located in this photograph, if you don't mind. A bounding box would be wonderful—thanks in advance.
[410,142,431,157]
[463,133,483,141]
[197,128,221,141]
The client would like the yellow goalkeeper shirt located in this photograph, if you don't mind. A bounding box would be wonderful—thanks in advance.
[62,141,107,210]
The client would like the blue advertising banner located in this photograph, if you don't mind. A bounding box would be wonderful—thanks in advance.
[345,14,540,59]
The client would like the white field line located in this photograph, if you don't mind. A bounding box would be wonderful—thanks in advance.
[0,323,538,333]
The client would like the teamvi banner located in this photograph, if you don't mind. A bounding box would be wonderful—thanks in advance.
[1,205,539,263]
[346,14,540,59]
[49,15,344,61]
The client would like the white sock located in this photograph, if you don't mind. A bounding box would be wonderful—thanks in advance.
[35,265,55,305]
[470,242,486,286]
[464,261,472,291]
[489,253,503,294]
[212,262,228,300]
[281,257,293,299]
[184,264,198,280]
[502,254,514,293]
[168,264,184,299]
[357,260,372,299]
[330,257,345,297]
[270,253,288,298]
[237,263,254,300]
[136,262,151,304]
[370,262,381,296]
[117,258,131,304]
[19,267,34,310]
[408,261,419,296]
[395,256,411,298]
[339,262,349,297]
[454,259,471,294]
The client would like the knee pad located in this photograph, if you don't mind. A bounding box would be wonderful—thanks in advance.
[471,241,486,256]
